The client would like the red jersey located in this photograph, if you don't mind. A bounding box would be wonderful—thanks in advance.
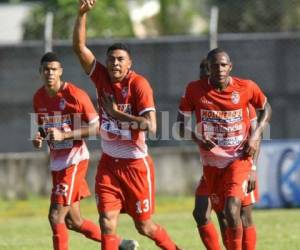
[33,82,99,171]
[90,61,155,159]
[179,77,266,168]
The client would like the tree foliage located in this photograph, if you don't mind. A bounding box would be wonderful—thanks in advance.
[205,0,300,32]
[23,0,134,40]
[157,0,204,35]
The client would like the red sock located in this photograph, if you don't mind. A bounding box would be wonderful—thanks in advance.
[243,226,256,250]
[227,225,243,250]
[79,219,101,242]
[102,234,119,250]
[198,222,222,250]
[150,225,178,250]
[52,223,68,250]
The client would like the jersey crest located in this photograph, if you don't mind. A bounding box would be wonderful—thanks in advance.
[231,91,240,104]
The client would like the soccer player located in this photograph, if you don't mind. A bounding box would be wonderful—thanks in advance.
[196,57,260,250]
[32,52,136,250]
[177,48,271,250]
[73,1,181,250]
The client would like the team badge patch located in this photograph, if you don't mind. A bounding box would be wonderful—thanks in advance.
[59,98,66,110]
[231,91,240,104]
[121,87,128,98]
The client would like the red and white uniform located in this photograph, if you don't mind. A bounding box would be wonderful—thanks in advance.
[179,77,266,168]
[33,82,98,205]
[196,104,260,210]
[90,61,156,220]
[33,82,99,171]
[179,77,266,205]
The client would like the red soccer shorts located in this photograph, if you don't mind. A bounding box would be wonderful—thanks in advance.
[51,159,91,205]
[196,156,253,211]
[95,153,155,221]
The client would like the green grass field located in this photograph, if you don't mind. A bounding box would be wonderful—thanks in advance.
[0,196,299,250]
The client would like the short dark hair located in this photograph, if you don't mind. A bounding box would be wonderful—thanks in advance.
[106,43,131,57]
[40,52,61,65]
[206,48,230,62]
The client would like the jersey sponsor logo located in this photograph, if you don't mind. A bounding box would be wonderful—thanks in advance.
[59,98,66,110]
[41,114,72,128]
[40,114,73,149]
[231,91,240,104]
[203,123,243,133]
[216,135,244,147]
[100,104,132,139]
[201,109,243,123]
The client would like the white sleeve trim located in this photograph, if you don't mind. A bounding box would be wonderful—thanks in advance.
[88,60,97,77]
[88,116,99,124]
[178,109,192,117]
[139,107,155,116]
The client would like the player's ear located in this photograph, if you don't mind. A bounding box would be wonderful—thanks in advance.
[59,67,63,76]
[229,62,233,72]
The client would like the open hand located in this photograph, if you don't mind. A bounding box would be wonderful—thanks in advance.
[101,92,118,118]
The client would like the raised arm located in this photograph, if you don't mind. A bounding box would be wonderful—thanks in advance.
[73,0,96,74]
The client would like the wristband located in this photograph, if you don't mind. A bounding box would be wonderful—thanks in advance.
[251,165,257,171]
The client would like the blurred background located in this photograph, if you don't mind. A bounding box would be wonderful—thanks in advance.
[0,0,300,209]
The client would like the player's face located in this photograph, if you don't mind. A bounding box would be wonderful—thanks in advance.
[40,61,63,90]
[106,49,132,83]
[208,52,232,86]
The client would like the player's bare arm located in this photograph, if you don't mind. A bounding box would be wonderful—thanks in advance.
[101,92,156,133]
[177,112,216,150]
[245,102,272,156]
[48,121,99,141]
[73,0,96,75]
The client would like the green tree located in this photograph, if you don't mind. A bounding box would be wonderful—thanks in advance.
[205,0,300,32]
[23,0,134,40]
[157,0,205,35]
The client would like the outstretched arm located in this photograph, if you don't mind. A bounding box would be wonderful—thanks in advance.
[73,0,96,74]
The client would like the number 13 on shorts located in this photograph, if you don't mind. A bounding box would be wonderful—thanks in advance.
[135,199,150,214]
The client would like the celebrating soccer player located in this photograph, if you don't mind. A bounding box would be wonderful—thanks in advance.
[177,48,271,250]
[73,1,182,250]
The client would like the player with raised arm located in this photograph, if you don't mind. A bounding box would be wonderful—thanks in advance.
[177,48,271,250]
[73,1,182,250]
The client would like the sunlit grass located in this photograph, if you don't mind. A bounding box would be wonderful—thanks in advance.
[0,196,300,249]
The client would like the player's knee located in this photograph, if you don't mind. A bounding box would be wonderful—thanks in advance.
[134,219,156,237]
[241,210,253,227]
[192,208,210,226]
[225,198,241,226]
[48,211,59,225]
[99,214,116,234]
[64,216,82,230]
